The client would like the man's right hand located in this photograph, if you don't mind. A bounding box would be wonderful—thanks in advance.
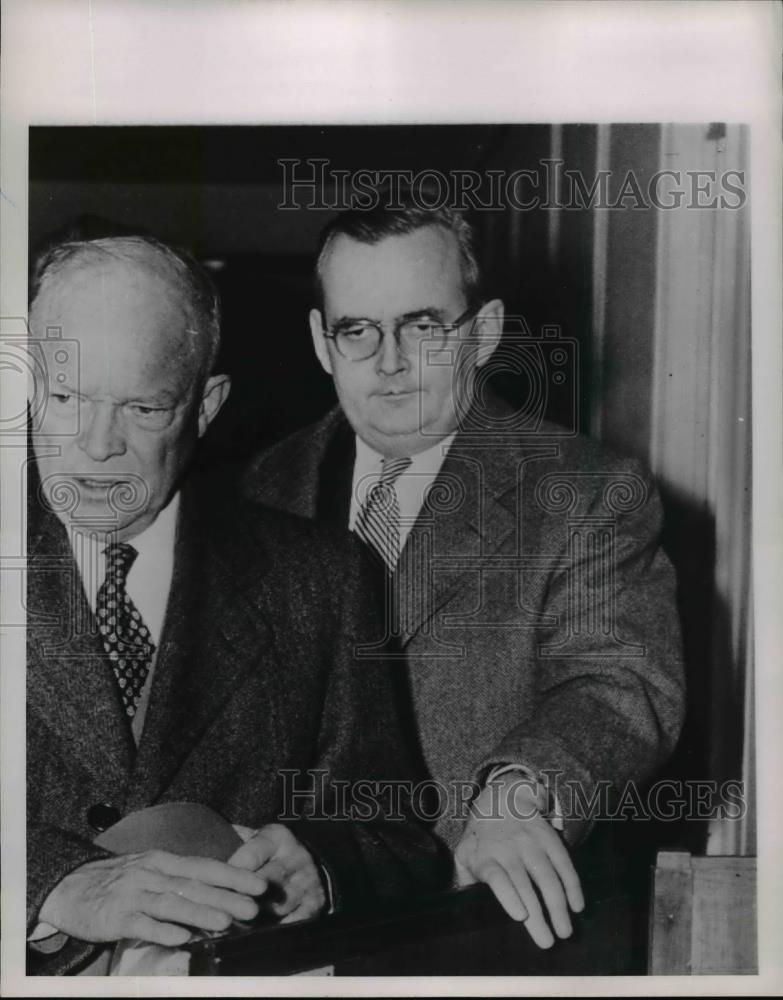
[38,850,267,947]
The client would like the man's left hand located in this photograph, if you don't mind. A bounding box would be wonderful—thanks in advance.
[454,777,585,948]
[228,823,326,924]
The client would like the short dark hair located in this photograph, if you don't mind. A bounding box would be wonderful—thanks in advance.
[314,200,484,312]
[30,234,222,378]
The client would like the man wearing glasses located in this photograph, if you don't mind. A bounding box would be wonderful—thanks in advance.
[244,201,685,951]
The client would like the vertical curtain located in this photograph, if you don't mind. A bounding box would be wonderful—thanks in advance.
[591,123,753,855]
[647,124,753,855]
[485,123,753,855]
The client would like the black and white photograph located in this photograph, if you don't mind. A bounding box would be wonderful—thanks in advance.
[1,2,780,994]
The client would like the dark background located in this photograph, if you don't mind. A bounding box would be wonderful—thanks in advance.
[29,125,597,462]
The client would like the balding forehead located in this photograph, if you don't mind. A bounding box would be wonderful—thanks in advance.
[33,256,208,372]
[31,236,221,379]
[37,250,185,306]
[32,258,209,384]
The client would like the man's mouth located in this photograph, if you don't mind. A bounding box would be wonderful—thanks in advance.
[74,476,125,491]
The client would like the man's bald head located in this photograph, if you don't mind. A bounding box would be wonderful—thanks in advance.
[30,235,221,384]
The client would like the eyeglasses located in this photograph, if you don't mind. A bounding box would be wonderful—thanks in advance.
[323,305,479,362]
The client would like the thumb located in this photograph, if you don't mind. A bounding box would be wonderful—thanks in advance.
[228,831,276,874]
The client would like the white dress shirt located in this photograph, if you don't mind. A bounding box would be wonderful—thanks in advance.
[68,493,179,742]
[349,433,456,549]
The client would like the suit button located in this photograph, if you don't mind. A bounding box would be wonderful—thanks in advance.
[87,803,121,832]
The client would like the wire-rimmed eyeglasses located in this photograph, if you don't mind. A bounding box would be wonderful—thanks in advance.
[323,305,480,362]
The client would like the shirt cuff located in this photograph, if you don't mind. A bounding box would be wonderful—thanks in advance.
[27,923,69,955]
[28,921,60,942]
[318,862,336,915]
[485,764,564,831]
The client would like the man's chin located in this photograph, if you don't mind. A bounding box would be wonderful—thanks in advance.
[40,477,149,536]
[357,421,439,458]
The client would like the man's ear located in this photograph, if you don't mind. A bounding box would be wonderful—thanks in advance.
[309,308,334,376]
[198,373,231,437]
[473,298,504,368]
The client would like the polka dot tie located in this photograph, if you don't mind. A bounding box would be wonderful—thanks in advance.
[95,542,155,718]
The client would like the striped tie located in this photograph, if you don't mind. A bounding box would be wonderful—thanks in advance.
[354,456,412,572]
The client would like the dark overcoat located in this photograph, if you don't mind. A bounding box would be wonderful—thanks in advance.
[27,482,448,974]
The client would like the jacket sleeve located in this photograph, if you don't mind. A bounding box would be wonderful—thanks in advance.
[477,461,686,844]
[26,822,113,974]
[282,538,452,910]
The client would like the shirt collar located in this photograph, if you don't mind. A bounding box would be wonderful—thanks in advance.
[354,432,457,481]
[66,493,180,613]
[127,491,180,560]
[67,491,180,557]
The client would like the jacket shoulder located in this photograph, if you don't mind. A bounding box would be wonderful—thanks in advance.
[530,423,649,475]
[244,410,341,481]
[204,493,365,583]
[241,408,348,516]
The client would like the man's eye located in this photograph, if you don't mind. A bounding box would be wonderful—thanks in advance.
[402,321,438,337]
[340,326,375,340]
[126,404,172,428]
[50,392,76,406]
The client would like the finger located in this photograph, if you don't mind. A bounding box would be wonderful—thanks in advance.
[522,904,556,949]
[454,855,477,887]
[495,859,556,949]
[544,838,585,913]
[270,868,323,916]
[258,860,299,915]
[127,913,194,948]
[511,853,571,941]
[280,896,323,924]
[140,888,234,934]
[228,834,277,872]
[474,859,528,923]
[145,851,267,896]
[267,890,298,917]
[165,875,260,922]
[256,859,289,887]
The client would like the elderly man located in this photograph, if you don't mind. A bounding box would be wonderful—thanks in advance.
[243,202,686,949]
[26,234,446,975]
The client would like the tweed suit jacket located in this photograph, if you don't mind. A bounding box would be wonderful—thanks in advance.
[242,397,686,849]
[27,478,448,975]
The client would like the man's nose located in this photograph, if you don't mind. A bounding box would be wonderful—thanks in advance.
[375,329,409,376]
[76,402,127,461]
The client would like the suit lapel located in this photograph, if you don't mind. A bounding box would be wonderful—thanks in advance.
[251,406,352,525]
[394,398,563,643]
[27,501,135,791]
[316,416,356,528]
[394,438,519,643]
[125,491,276,808]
